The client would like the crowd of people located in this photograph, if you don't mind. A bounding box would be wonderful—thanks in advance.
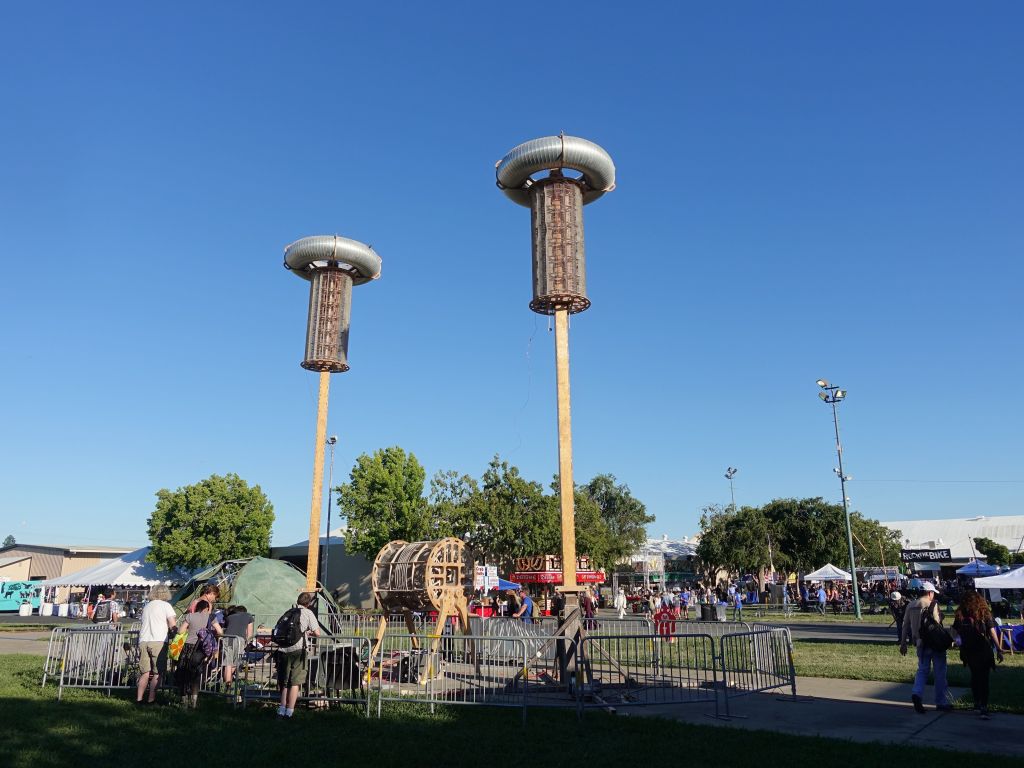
[95,570,1021,722]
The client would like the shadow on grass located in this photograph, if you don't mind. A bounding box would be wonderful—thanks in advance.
[0,655,1011,768]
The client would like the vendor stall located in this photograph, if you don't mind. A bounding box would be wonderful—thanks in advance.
[509,554,605,614]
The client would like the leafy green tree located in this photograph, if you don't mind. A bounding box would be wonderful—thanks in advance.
[337,446,430,559]
[581,474,655,567]
[427,469,480,539]
[698,497,901,580]
[465,457,560,570]
[973,536,1011,566]
[146,473,274,570]
[850,514,903,567]
[2,534,14,548]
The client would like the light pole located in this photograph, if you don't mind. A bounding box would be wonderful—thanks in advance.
[322,435,338,594]
[816,379,861,619]
[724,467,738,511]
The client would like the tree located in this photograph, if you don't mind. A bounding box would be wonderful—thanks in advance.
[465,457,560,570]
[427,469,480,540]
[973,536,1011,566]
[147,473,274,570]
[697,497,902,580]
[581,474,655,567]
[2,534,14,548]
[337,446,430,559]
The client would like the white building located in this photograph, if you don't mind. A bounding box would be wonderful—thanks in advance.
[881,515,1024,560]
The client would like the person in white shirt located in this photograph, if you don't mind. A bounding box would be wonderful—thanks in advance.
[614,588,627,619]
[136,585,177,704]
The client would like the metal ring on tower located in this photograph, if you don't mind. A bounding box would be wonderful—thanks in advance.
[495,134,616,208]
[283,234,382,284]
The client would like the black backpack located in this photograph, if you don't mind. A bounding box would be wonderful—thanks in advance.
[92,600,111,623]
[272,607,304,647]
[920,605,953,652]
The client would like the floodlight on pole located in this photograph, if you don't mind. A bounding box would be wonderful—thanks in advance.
[724,467,738,511]
[816,378,861,620]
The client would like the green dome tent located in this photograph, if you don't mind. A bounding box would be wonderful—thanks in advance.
[170,557,339,631]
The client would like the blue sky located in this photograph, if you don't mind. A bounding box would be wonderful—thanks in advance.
[1,3,1021,549]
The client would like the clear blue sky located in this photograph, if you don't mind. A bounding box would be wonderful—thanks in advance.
[1,3,1021,549]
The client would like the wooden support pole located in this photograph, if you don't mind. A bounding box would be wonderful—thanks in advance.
[554,308,578,592]
[304,370,331,593]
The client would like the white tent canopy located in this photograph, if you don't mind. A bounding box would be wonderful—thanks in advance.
[974,566,1024,590]
[803,563,853,582]
[41,547,188,588]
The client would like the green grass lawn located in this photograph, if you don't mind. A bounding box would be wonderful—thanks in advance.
[0,654,1003,768]
[792,639,1024,713]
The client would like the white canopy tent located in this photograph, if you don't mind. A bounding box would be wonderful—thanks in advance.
[803,563,853,582]
[41,547,188,588]
[974,566,1024,590]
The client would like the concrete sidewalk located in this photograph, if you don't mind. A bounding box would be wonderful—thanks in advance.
[636,676,1023,757]
[0,630,51,655]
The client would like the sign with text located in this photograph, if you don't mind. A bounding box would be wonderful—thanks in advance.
[473,565,498,591]
[900,548,951,562]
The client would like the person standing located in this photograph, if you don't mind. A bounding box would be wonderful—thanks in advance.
[952,591,1003,719]
[816,584,827,616]
[513,590,534,625]
[889,591,909,642]
[613,587,627,619]
[680,586,691,620]
[221,604,254,689]
[276,592,320,719]
[900,581,951,713]
[732,589,744,621]
[782,583,792,618]
[175,599,222,708]
[136,585,176,704]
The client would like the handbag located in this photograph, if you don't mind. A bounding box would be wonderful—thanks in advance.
[168,630,188,662]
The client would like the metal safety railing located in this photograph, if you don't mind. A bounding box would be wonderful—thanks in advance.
[575,632,719,717]
[44,622,797,721]
[718,627,796,716]
[56,627,140,700]
[371,632,531,723]
[236,634,372,716]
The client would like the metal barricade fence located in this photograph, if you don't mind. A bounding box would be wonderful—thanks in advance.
[585,616,654,636]
[576,633,718,717]
[57,627,140,700]
[236,634,371,715]
[676,620,750,644]
[718,628,796,716]
[372,633,530,723]
[43,623,142,689]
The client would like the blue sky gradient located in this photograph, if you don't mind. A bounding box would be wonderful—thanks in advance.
[1,3,1021,548]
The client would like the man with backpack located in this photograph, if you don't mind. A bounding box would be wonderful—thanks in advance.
[899,581,951,713]
[274,591,320,719]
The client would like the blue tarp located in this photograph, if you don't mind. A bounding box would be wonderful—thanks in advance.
[497,578,521,591]
[956,560,998,577]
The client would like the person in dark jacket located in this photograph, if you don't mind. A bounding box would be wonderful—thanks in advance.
[952,591,1003,719]
[889,591,908,642]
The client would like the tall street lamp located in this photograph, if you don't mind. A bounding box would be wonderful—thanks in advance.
[322,435,338,594]
[816,379,861,619]
[724,467,738,511]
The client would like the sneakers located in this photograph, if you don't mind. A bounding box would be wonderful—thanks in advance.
[912,694,925,714]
